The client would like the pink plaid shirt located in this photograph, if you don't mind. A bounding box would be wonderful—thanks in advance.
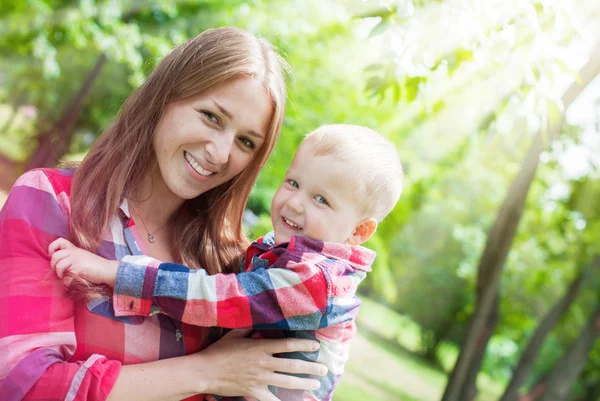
[0,169,214,401]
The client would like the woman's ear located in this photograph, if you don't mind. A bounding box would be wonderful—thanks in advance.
[347,218,378,246]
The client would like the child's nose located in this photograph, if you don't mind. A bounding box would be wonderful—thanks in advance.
[287,195,304,214]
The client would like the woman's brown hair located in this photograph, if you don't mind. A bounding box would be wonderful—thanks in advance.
[69,27,287,295]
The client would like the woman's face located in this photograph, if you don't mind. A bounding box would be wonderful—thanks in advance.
[153,76,274,202]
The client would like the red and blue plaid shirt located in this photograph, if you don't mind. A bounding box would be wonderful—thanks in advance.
[0,169,214,401]
[113,232,375,401]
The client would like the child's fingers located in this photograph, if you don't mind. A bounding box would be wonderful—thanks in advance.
[50,249,70,272]
[48,238,65,255]
[55,258,73,279]
[48,238,75,255]
[62,275,74,288]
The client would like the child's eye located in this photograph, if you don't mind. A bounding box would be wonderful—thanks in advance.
[200,110,221,126]
[239,137,255,149]
[315,195,329,205]
[287,179,299,188]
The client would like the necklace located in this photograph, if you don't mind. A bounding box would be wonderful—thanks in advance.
[129,204,169,244]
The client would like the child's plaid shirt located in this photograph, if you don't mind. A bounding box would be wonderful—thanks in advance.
[113,232,376,401]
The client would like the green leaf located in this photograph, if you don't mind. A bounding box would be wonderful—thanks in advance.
[364,63,384,72]
[555,59,582,84]
[353,6,396,19]
[404,76,425,102]
[365,75,384,95]
[393,82,402,103]
[368,19,391,38]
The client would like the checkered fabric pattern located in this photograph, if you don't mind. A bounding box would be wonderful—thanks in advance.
[113,232,375,401]
[0,169,212,401]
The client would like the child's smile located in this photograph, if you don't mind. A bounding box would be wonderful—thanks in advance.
[270,142,364,245]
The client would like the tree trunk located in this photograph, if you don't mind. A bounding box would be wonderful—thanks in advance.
[25,54,106,170]
[537,306,600,401]
[441,298,499,401]
[499,258,598,401]
[579,380,600,401]
[517,372,550,401]
[458,296,500,401]
[440,48,600,401]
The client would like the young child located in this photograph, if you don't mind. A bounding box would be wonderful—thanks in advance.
[49,124,403,401]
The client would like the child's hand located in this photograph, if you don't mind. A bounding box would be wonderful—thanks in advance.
[48,238,119,287]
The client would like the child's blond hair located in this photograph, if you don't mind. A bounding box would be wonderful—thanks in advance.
[303,124,403,222]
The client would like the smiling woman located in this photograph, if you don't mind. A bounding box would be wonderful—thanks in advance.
[153,76,272,202]
[0,27,327,401]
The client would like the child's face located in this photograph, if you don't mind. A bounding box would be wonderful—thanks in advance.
[270,143,364,245]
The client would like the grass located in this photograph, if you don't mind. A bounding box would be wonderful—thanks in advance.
[333,297,503,401]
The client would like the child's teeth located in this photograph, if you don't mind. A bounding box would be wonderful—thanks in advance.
[284,218,299,228]
[185,152,213,177]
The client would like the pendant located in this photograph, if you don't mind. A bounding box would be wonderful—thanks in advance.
[147,233,155,243]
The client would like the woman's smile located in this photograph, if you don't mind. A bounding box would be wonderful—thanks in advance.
[184,151,216,179]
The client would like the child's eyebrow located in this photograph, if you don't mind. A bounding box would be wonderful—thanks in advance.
[316,186,337,202]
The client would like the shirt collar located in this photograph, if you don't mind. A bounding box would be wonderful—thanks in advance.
[119,198,132,219]
[288,235,375,272]
[260,231,375,272]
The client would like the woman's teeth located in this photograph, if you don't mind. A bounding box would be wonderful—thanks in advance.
[284,217,300,229]
[185,152,214,177]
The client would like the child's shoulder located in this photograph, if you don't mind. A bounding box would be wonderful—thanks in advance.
[290,236,375,268]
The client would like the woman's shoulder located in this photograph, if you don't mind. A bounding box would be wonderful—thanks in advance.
[14,168,75,196]
[1,168,73,241]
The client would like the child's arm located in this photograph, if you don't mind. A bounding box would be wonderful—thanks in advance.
[47,240,356,401]
[112,254,333,331]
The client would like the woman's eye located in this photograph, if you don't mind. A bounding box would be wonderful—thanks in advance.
[239,137,256,149]
[201,110,220,125]
[287,179,299,188]
[315,195,329,205]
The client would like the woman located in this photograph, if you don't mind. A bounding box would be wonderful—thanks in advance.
[0,27,325,401]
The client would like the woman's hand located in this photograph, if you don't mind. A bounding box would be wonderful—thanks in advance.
[188,329,327,401]
[48,238,119,287]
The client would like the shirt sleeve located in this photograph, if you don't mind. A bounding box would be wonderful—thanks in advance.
[0,170,121,401]
[113,254,331,330]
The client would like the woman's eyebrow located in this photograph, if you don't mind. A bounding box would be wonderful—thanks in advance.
[247,130,264,140]
[212,99,264,140]
[212,99,233,119]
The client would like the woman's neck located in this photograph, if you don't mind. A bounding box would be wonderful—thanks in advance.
[129,165,184,230]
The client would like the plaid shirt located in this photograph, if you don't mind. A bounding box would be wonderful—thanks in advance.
[113,232,375,401]
[0,169,214,401]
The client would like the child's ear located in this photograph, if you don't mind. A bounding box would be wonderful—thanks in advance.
[347,218,378,246]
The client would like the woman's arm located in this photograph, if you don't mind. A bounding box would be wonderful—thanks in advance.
[108,329,325,401]
[0,170,121,400]
[0,170,326,401]
[113,255,331,330]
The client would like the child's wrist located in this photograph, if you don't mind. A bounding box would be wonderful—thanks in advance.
[103,260,119,287]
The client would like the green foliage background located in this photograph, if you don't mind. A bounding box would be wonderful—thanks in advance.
[1,1,600,400]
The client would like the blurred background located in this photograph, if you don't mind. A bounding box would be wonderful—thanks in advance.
[1,1,600,400]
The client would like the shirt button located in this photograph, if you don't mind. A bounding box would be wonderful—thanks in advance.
[175,329,182,341]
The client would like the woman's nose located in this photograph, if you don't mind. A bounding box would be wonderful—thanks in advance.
[206,132,235,165]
